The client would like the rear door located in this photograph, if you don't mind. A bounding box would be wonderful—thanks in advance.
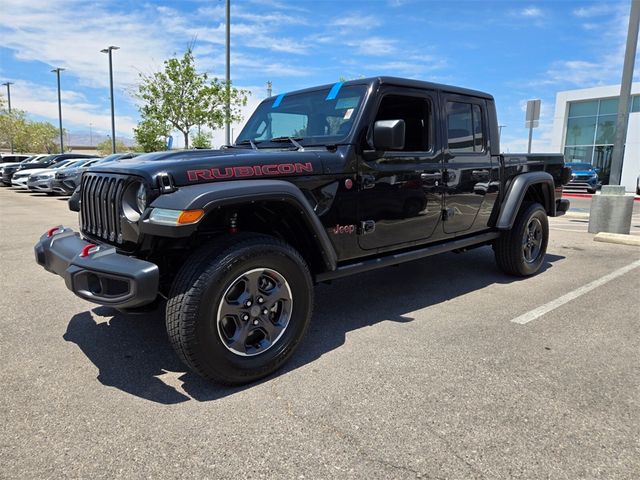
[441,94,494,234]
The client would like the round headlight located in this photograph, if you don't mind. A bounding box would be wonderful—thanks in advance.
[122,182,147,222]
[136,183,147,213]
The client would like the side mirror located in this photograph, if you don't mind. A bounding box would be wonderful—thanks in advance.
[373,119,405,151]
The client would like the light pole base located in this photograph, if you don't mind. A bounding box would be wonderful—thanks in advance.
[588,186,634,234]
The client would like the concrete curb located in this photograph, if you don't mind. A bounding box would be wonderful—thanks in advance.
[593,232,640,247]
[563,211,590,220]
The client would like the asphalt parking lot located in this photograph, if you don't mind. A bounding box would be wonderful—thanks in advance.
[1,187,639,479]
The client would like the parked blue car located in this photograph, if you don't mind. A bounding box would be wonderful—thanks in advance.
[566,162,601,193]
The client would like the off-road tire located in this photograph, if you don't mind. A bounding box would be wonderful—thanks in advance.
[166,233,313,385]
[494,202,548,276]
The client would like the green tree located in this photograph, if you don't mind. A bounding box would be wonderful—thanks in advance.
[96,138,128,156]
[191,130,212,149]
[16,121,60,153]
[133,118,169,152]
[135,48,249,149]
[0,106,60,153]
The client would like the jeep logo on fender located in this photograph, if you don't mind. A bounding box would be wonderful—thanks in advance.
[187,162,313,182]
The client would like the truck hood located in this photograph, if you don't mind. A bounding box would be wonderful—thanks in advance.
[87,147,342,187]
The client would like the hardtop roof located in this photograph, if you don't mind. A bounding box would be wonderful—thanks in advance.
[264,76,494,101]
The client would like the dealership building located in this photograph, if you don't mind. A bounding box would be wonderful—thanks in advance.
[550,83,640,192]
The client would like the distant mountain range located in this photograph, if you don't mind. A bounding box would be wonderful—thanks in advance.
[67,131,136,147]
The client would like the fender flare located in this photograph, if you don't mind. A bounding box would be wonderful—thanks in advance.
[142,179,338,271]
[495,172,556,230]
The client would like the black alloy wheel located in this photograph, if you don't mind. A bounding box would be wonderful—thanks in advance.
[166,234,313,385]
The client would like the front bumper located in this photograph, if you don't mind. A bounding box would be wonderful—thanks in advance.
[50,177,77,194]
[27,178,54,192]
[567,176,599,191]
[11,176,30,188]
[2,172,15,185]
[34,227,159,308]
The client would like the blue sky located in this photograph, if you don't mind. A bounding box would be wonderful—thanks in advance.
[0,0,637,151]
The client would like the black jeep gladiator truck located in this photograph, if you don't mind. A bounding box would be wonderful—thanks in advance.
[35,77,570,385]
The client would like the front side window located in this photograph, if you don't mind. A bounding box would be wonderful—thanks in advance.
[447,101,484,153]
[373,94,432,151]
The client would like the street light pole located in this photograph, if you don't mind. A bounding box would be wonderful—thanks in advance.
[101,46,120,154]
[51,68,65,153]
[609,0,639,186]
[2,82,14,153]
[266,81,272,98]
[225,0,231,146]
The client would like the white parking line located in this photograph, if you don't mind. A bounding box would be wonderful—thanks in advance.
[511,259,640,325]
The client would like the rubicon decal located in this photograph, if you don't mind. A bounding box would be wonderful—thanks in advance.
[187,162,313,182]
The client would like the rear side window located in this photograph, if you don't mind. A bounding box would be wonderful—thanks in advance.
[447,101,485,153]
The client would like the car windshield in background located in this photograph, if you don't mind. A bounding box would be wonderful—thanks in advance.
[60,160,87,169]
[52,160,76,169]
[99,153,126,163]
[236,84,367,146]
[567,163,594,170]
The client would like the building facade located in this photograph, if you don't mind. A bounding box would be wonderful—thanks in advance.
[550,83,639,192]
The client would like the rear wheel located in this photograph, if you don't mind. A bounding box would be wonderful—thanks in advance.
[494,202,548,276]
[166,234,313,385]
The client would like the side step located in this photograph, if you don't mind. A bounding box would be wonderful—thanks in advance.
[315,231,501,282]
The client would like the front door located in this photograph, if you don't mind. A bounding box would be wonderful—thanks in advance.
[441,94,494,234]
[358,88,444,250]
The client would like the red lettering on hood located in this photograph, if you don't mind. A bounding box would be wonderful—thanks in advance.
[186,162,313,182]
[187,169,212,181]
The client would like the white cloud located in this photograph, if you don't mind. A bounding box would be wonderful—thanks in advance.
[330,14,381,29]
[347,37,397,56]
[529,3,637,89]
[521,7,544,18]
[573,5,613,18]
[9,81,138,137]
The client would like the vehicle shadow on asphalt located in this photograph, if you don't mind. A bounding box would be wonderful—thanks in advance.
[63,247,564,404]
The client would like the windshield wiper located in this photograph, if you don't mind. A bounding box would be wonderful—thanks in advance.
[235,139,260,150]
[269,136,305,151]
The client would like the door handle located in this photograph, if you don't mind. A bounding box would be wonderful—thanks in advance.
[472,169,490,176]
[420,173,440,180]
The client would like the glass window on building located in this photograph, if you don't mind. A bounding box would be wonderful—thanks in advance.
[565,94,640,184]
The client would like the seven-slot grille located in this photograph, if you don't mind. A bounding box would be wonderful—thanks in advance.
[80,172,128,244]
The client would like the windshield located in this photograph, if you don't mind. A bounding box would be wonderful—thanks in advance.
[52,160,76,169]
[60,160,87,169]
[236,84,367,146]
[100,153,125,162]
[568,163,594,170]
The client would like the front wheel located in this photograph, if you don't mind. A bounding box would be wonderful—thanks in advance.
[494,202,549,276]
[166,234,313,385]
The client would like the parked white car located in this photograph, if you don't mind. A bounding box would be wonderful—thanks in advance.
[0,155,48,178]
[27,159,91,193]
[11,160,78,188]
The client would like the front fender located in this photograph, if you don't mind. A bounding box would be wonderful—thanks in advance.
[496,172,556,230]
[140,179,338,271]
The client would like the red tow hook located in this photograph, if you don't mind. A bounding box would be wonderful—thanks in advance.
[80,243,98,258]
[47,226,62,238]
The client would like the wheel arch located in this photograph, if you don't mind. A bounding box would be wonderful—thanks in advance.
[146,179,338,273]
[495,172,556,230]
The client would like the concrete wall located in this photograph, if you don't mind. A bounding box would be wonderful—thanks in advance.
[551,83,640,193]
